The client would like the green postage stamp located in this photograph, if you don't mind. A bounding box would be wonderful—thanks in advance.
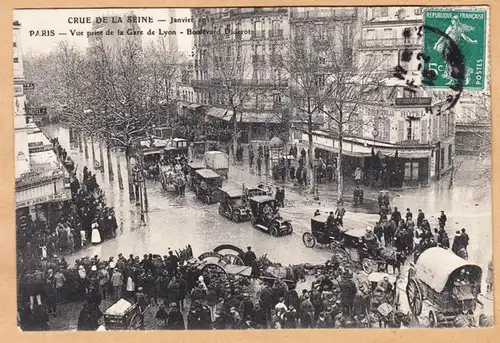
[423,9,487,90]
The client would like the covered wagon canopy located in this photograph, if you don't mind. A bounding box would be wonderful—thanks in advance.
[415,247,483,292]
[311,214,329,224]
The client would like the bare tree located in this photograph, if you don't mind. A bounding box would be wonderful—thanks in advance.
[205,38,254,154]
[319,25,383,204]
[279,23,335,195]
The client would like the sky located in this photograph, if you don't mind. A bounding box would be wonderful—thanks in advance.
[14,8,194,56]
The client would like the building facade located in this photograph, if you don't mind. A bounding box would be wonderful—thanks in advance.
[14,21,71,227]
[191,7,290,142]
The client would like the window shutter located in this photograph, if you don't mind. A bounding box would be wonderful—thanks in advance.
[420,119,428,143]
[431,117,436,140]
[398,120,405,142]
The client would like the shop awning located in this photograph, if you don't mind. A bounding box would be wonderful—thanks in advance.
[240,112,281,123]
[188,104,203,110]
[302,132,432,159]
[207,107,230,120]
[178,101,190,108]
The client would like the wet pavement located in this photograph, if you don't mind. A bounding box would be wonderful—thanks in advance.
[42,125,493,322]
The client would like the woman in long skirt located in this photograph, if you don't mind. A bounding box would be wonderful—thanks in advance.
[91,222,102,244]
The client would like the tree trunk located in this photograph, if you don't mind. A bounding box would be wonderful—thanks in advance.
[78,131,83,153]
[99,142,105,173]
[125,149,135,201]
[307,114,316,195]
[232,110,238,161]
[116,153,124,190]
[84,137,89,159]
[91,135,96,163]
[337,133,344,205]
[107,144,114,181]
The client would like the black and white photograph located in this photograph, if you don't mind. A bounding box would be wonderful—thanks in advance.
[13,6,492,331]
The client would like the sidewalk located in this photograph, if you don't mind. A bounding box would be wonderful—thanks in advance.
[226,152,385,215]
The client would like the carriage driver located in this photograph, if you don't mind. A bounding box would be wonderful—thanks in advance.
[363,227,381,256]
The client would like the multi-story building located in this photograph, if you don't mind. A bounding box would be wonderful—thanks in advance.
[191,7,290,142]
[293,7,456,186]
[14,21,70,226]
[359,7,423,76]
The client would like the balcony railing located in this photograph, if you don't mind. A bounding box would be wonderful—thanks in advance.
[361,38,422,48]
[290,9,357,20]
[251,30,266,39]
[191,79,288,87]
[269,29,283,38]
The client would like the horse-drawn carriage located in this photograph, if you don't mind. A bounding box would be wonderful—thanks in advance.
[248,195,293,237]
[159,166,184,193]
[363,272,405,328]
[193,169,222,204]
[406,247,483,327]
[303,216,398,274]
[104,299,144,330]
[216,186,251,223]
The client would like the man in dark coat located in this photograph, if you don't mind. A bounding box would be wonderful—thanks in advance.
[405,208,413,222]
[243,246,256,266]
[167,303,185,330]
[259,284,273,320]
[438,210,447,229]
[416,209,425,228]
[166,251,179,276]
[391,207,401,226]
[77,301,102,331]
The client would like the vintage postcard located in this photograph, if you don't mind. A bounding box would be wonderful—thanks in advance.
[13,6,492,332]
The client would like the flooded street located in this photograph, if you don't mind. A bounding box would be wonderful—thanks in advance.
[43,125,493,320]
[44,125,492,269]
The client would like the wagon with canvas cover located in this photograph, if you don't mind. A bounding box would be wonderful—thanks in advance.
[104,299,143,330]
[406,247,483,327]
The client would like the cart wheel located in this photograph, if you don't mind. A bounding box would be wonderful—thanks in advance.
[429,310,438,328]
[204,195,211,204]
[270,226,279,237]
[231,212,239,223]
[302,232,316,248]
[332,247,349,264]
[362,259,375,274]
[224,254,245,265]
[286,222,293,235]
[218,207,224,216]
[406,278,423,316]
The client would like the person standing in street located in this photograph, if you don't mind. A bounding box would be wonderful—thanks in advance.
[417,209,425,229]
[438,210,447,229]
[405,208,413,222]
[248,145,254,168]
[256,156,262,175]
[111,268,123,301]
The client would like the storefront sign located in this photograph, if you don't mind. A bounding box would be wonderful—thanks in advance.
[395,97,432,106]
[400,110,426,119]
[314,136,334,147]
[16,192,71,209]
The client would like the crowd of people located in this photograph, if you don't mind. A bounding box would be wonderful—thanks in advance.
[18,243,397,331]
[16,138,119,328]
